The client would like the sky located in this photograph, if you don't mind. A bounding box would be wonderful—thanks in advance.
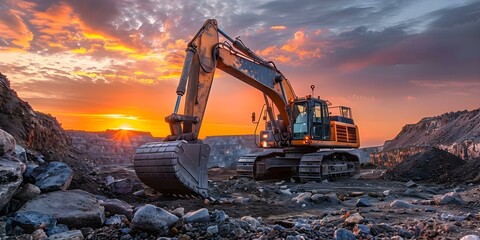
[0,0,479,147]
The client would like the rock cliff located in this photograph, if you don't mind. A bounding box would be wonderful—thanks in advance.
[372,109,480,165]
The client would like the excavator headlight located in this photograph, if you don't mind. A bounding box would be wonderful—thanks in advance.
[262,141,268,148]
[262,134,268,139]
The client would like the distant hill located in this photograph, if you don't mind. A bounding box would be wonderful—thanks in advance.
[372,109,480,166]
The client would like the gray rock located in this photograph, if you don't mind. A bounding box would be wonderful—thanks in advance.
[23,164,38,183]
[292,192,312,204]
[46,224,69,236]
[398,227,413,239]
[370,223,394,236]
[183,208,209,223]
[406,180,417,188]
[100,198,133,220]
[172,207,185,218]
[18,189,105,228]
[326,194,342,204]
[461,235,480,240]
[0,155,24,210]
[434,192,465,205]
[207,225,218,234]
[13,145,27,163]
[133,189,145,197]
[108,179,133,194]
[104,175,114,185]
[7,211,56,234]
[0,129,15,156]
[49,230,84,240]
[241,216,260,228]
[334,228,356,240]
[354,224,371,237]
[105,214,128,226]
[390,200,415,209]
[212,209,226,222]
[356,197,371,207]
[132,204,178,233]
[13,183,40,202]
[32,162,73,192]
[311,193,326,203]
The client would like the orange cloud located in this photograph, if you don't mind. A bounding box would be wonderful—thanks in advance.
[0,9,33,50]
[270,25,287,30]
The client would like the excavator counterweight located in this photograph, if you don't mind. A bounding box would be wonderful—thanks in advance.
[133,19,360,197]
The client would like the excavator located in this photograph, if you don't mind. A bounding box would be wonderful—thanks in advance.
[133,19,360,198]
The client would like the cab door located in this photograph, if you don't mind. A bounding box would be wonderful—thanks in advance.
[310,101,330,140]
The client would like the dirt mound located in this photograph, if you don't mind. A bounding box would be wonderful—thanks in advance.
[384,147,466,183]
[440,157,480,184]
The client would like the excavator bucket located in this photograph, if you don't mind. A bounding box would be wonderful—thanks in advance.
[133,141,210,197]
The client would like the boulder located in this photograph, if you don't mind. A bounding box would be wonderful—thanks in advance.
[240,216,260,228]
[389,200,415,209]
[13,183,40,202]
[105,214,128,226]
[132,204,178,233]
[0,156,24,210]
[108,179,133,194]
[334,228,356,240]
[356,197,372,207]
[345,213,364,225]
[172,207,185,218]
[6,211,56,234]
[461,235,480,240]
[100,198,133,220]
[183,208,210,223]
[311,193,327,204]
[32,162,73,192]
[17,190,105,228]
[49,230,84,240]
[292,192,312,204]
[0,129,15,156]
[434,192,465,205]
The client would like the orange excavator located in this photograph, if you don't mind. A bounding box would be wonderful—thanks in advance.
[133,19,360,197]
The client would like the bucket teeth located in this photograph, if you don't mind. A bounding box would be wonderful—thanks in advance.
[134,141,210,198]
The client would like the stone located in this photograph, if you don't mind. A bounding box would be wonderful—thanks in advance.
[23,164,38,183]
[49,230,84,240]
[280,189,292,195]
[212,209,226,222]
[311,193,326,203]
[292,192,312,204]
[18,190,105,228]
[398,227,413,239]
[406,180,417,188]
[0,129,15,156]
[13,145,27,163]
[108,179,134,194]
[334,228,356,240]
[326,194,342,204]
[434,192,465,205]
[241,216,260,228]
[461,235,480,240]
[105,214,128,226]
[7,211,56,234]
[443,223,459,233]
[172,207,185,218]
[31,229,47,240]
[207,225,218,234]
[0,155,24,210]
[46,224,69,236]
[356,197,371,207]
[104,175,114,185]
[132,204,178,233]
[183,208,209,223]
[349,192,364,197]
[13,183,40,202]
[100,198,133,220]
[353,224,371,237]
[345,213,364,224]
[32,162,73,192]
[133,189,145,197]
[370,223,394,236]
[389,200,415,209]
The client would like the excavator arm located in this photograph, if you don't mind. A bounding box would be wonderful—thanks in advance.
[133,19,297,197]
[165,19,296,142]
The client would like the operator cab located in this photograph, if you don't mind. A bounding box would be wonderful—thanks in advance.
[291,97,355,143]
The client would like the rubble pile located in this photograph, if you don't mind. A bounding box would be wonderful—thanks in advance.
[383,147,466,183]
